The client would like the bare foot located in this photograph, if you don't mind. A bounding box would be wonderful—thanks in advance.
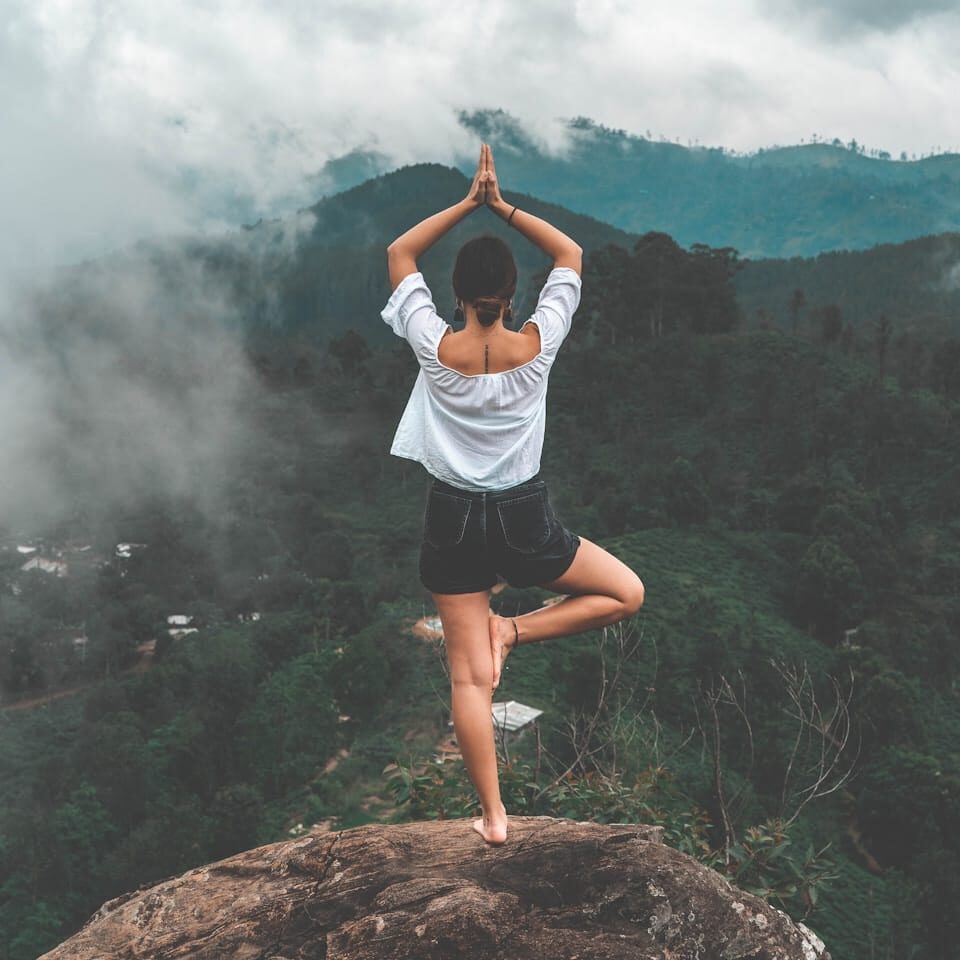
[488,614,517,690]
[472,802,508,844]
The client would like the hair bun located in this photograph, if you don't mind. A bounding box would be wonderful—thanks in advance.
[474,297,503,328]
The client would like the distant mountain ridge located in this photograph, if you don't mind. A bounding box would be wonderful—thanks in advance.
[315,109,960,259]
[32,164,633,356]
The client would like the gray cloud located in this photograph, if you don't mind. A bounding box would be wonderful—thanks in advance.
[0,19,193,272]
[0,251,259,535]
[764,0,957,34]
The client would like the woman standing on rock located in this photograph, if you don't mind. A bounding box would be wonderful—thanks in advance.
[382,144,645,844]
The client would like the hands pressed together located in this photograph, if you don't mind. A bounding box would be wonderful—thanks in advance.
[466,143,506,212]
[387,141,579,290]
[463,141,580,271]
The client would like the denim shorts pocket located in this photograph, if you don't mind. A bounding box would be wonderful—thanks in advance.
[424,490,472,549]
[497,490,552,554]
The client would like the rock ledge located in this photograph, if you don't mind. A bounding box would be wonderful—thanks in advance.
[42,816,830,959]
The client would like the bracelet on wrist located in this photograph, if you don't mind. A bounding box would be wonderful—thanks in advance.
[506,205,518,226]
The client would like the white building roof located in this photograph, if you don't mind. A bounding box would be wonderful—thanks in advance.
[116,542,147,558]
[20,557,67,576]
[491,700,543,732]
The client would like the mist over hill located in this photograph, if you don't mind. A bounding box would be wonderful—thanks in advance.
[29,161,960,382]
[315,110,960,259]
[150,163,636,348]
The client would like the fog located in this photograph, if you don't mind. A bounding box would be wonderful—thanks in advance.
[0,247,261,538]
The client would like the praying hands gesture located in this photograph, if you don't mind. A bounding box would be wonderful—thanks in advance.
[465,143,504,209]
[387,143,581,289]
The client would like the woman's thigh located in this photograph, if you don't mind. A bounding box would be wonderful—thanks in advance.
[538,536,644,606]
[432,590,494,687]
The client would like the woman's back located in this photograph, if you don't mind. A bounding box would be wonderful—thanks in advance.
[382,266,580,491]
[436,323,542,377]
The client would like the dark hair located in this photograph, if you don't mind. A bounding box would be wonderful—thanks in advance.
[452,236,517,328]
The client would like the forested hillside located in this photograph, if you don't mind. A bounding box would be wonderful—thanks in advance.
[2,185,959,960]
[736,232,960,338]
[173,164,632,350]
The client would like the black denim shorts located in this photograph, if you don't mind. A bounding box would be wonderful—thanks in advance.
[418,472,581,595]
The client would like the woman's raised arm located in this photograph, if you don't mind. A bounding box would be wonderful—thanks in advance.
[482,144,582,274]
[386,145,487,290]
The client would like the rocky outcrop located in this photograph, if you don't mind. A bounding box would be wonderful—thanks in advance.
[42,816,829,959]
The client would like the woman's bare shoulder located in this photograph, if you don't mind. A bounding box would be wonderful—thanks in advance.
[437,327,541,374]
[518,320,538,337]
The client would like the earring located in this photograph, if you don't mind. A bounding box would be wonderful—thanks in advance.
[454,302,465,325]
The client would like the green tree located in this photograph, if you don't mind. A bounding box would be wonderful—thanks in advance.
[855,670,919,750]
[794,537,865,637]
[239,651,339,797]
[664,458,710,525]
[52,783,117,897]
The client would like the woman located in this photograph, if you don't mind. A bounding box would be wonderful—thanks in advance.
[382,144,645,844]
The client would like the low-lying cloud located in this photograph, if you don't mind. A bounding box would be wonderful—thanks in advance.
[0,250,259,537]
[765,0,958,34]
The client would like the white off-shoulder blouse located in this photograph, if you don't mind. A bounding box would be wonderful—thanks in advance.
[381,266,581,491]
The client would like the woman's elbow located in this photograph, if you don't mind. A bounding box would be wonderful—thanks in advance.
[386,242,405,272]
[556,243,582,273]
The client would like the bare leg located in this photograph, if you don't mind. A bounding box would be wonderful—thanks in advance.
[433,589,508,844]
[491,536,644,687]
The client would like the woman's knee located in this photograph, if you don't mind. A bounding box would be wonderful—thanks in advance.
[448,648,495,691]
[619,576,645,617]
[451,668,494,694]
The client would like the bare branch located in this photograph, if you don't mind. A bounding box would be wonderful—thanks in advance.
[535,616,653,799]
[769,659,860,827]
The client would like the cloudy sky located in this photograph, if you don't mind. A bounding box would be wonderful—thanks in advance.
[3,0,959,272]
